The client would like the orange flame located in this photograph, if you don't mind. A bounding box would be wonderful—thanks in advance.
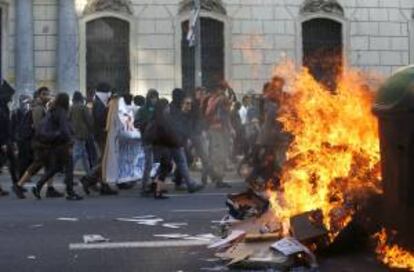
[374,228,414,271]
[268,60,382,237]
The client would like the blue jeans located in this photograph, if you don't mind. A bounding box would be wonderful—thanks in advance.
[73,139,91,175]
[170,147,197,190]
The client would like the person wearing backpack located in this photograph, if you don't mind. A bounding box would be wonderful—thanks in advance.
[13,87,64,199]
[30,93,82,201]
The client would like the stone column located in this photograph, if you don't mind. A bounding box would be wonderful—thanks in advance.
[15,0,35,95]
[57,0,79,95]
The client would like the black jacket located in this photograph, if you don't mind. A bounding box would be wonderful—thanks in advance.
[35,107,73,146]
[11,109,33,142]
[0,101,11,146]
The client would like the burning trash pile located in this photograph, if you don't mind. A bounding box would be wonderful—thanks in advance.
[208,62,414,271]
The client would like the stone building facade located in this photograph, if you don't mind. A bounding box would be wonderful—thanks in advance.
[3,0,414,96]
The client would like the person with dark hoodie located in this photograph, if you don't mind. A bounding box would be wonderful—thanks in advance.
[0,81,18,195]
[134,89,159,196]
[11,94,34,179]
[13,87,64,198]
[29,93,83,200]
[145,97,203,198]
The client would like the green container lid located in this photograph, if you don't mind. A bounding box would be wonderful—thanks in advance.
[375,65,414,111]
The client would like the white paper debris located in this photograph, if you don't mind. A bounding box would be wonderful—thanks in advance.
[153,234,190,239]
[27,255,36,260]
[207,230,246,249]
[29,224,44,228]
[132,215,157,219]
[83,234,109,244]
[136,218,164,226]
[57,217,79,222]
[271,237,307,256]
[162,223,188,229]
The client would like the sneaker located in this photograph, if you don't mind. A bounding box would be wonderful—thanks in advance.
[12,184,26,199]
[32,186,41,200]
[46,187,64,198]
[66,192,83,201]
[80,177,91,195]
[188,184,204,193]
[100,184,118,196]
[216,181,232,189]
[0,188,9,196]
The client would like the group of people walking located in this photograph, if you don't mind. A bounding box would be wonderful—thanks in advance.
[0,75,289,201]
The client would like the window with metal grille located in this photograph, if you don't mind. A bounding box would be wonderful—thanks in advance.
[302,18,343,91]
[86,17,130,93]
[181,17,224,92]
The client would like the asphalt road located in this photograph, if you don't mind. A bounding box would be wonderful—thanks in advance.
[0,174,389,272]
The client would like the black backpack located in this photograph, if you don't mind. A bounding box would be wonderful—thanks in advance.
[35,112,62,144]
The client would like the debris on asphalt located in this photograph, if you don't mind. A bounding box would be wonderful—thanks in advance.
[29,224,44,229]
[271,237,309,256]
[27,255,36,260]
[136,218,164,226]
[289,210,328,246]
[226,190,269,220]
[200,266,229,271]
[83,234,109,244]
[153,234,190,239]
[162,223,188,229]
[132,215,157,219]
[208,230,246,249]
[57,217,79,222]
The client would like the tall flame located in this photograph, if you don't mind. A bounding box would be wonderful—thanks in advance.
[268,61,382,236]
[374,228,414,271]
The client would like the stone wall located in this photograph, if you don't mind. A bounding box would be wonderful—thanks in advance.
[5,0,414,95]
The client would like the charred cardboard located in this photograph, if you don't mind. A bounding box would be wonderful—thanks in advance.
[290,210,329,247]
[226,190,269,220]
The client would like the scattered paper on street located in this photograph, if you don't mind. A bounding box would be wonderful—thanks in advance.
[57,217,79,222]
[208,230,246,249]
[136,218,164,226]
[271,237,308,256]
[132,215,157,219]
[27,255,36,260]
[162,223,188,229]
[153,234,190,239]
[83,234,109,244]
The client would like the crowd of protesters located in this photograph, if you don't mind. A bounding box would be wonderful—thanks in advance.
[0,75,289,201]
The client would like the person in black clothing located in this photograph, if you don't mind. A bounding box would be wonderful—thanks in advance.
[11,95,34,178]
[30,93,83,201]
[134,89,159,196]
[0,81,18,195]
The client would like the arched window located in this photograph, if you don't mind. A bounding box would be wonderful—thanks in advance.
[86,17,130,92]
[302,18,342,90]
[179,0,227,92]
[181,17,224,92]
[300,0,345,91]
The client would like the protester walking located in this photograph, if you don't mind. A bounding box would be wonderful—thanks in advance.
[70,91,94,175]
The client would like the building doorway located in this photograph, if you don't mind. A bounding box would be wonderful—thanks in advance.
[181,17,225,92]
[86,17,130,93]
[302,18,343,91]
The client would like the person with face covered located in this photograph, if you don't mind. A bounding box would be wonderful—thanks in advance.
[11,95,34,178]
[134,89,159,196]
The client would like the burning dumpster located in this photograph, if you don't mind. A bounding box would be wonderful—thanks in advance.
[373,65,414,249]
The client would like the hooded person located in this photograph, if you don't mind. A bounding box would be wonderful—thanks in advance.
[11,94,34,178]
[134,89,159,196]
[0,81,18,195]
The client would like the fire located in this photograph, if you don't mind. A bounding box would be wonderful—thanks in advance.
[374,228,414,271]
[268,61,382,237]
